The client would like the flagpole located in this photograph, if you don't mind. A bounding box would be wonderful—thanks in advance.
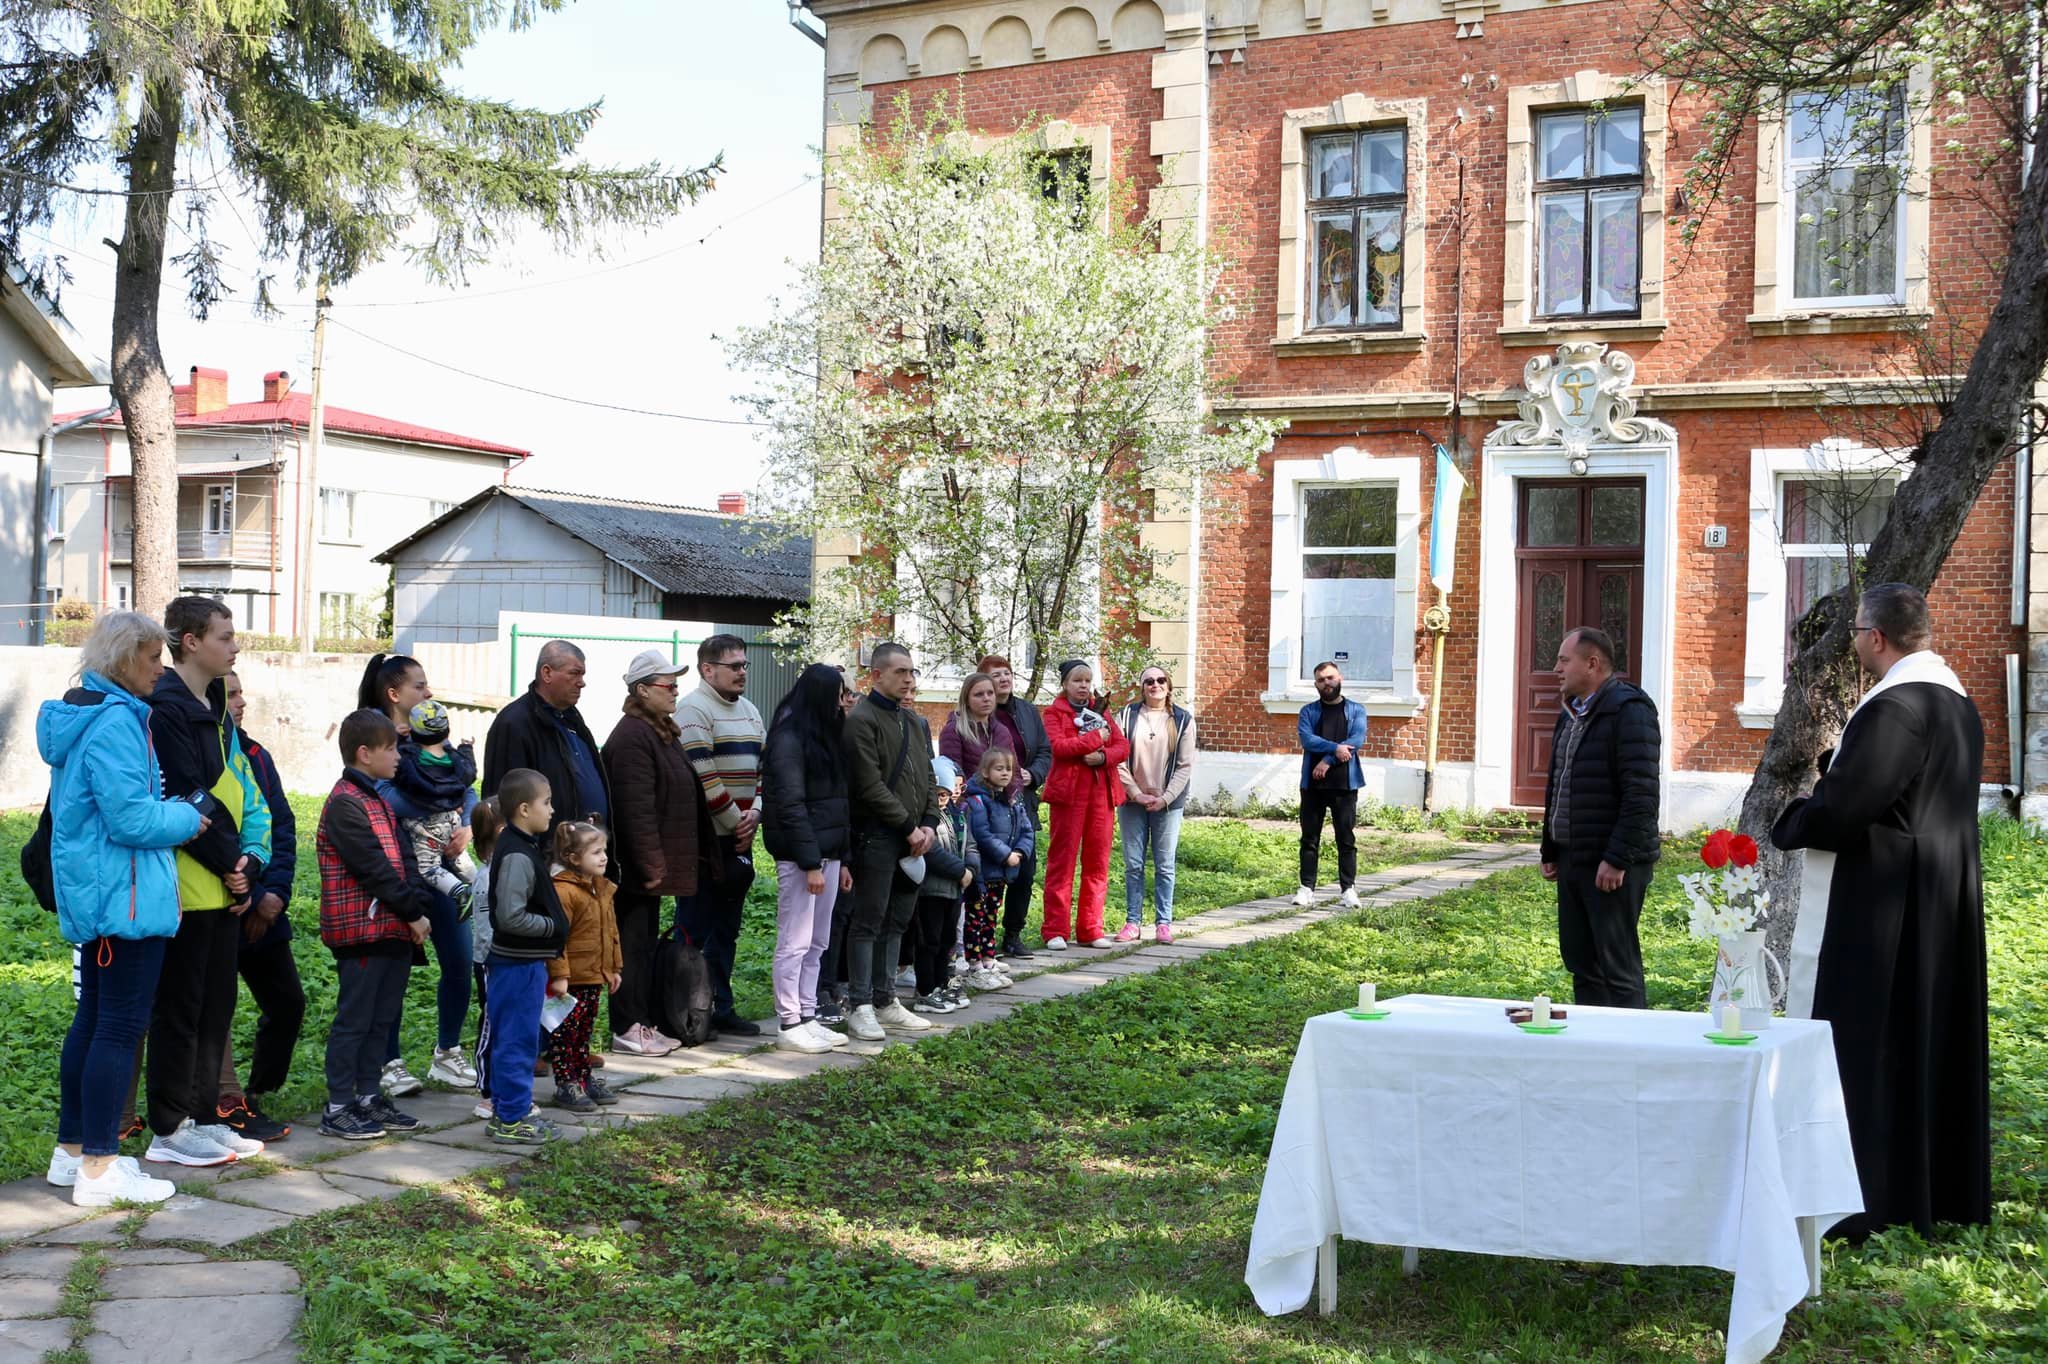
[1422,588,1450,813]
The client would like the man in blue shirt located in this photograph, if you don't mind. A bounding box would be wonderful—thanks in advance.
[1296,661,1367,910]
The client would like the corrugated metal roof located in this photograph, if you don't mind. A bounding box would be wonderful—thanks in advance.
[378,487,811,604]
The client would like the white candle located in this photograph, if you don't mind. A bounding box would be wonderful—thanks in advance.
[1719,1003,1743,1037]
[1358,982,1377,1011]
[1533,994,1551,1024]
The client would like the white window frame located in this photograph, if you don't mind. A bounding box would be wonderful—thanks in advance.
[115,582,131,612]
[1501,72,1669,345]
[1262,448,1422,715]
[203,483,235,535]
[318,487,357,543]
[1750,68,1932,332]
[1739,440,1910,727]
[1275,93,1429,354]
[1783,84,1909,309]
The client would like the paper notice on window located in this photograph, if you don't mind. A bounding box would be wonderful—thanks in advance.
[1304,579,1394,685]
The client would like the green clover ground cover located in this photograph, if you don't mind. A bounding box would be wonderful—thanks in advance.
[240,817,2044,1362]
[0,802,1439,1184]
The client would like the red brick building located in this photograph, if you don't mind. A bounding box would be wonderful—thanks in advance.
[795,0,2031,826]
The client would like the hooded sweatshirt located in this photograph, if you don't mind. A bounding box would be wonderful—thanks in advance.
[37,672,204,944]
[146,668,270,910]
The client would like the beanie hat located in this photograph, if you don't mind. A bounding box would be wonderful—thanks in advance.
[932,755,961,789]
[1058,658,1091,683]
[408,699,451,744]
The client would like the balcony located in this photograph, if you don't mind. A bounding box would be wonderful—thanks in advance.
[111,529,282,568]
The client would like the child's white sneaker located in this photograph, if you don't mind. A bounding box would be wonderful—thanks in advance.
[429,1046,478,1087]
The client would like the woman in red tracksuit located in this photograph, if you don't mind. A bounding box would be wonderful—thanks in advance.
[1040,659,1128,950]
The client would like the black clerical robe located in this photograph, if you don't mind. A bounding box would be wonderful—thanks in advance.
[1770,679,1991,1240]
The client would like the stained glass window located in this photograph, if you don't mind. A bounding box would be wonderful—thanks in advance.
[1535,106,1643,319]
[1533,573,1567,670]
[1307,127,1406,330]
[1598,573,1632,671]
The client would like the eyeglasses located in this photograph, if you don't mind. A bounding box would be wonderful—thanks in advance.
[644,680,679,692]
[711,659,748,671]
[1142,677,1169,687]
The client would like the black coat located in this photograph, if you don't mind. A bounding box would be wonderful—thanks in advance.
[482,686,612,829]
[995,695,1053,804]
[759,720,851,871]
[601,710,702,897]
[1770,679,1990,1238]
[1539,678,1662,868]
[146,669,256,882]
[238,732,295,951]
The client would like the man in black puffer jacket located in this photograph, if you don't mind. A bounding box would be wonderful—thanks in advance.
[1539,626,1662,1008]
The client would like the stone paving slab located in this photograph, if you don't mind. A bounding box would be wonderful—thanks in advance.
[103,1247,207,1265]
[632,1072,771,1102]
[136,1195,297,1247]
[210,1168,409,1217]
[101,1260,300,1299]
[314,1142,518,1188]
[0,1244,78,1279]
[718,1051,851,1083]
[26,1213,126,1245]
[245,1127,402,1170]
[0,1275,62,1318]
[0,1316,71,1360]
[86,1290,300,1364]
[0,1181,89,1243]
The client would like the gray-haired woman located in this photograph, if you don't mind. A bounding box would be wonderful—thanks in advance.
[40,612,210,1206]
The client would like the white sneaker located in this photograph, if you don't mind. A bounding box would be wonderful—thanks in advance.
[429,1046,479,1087]
[894,964,917,990]
[1044,936,1068,951]
[381,1058,424,1097]
[72,1156,176,1208]
[46,1145,81,1187]
[777,1022,834,1054]
[875,1000,932,1032]
[194,1122,264,1157]
[804,1020,848,1049]
[846,1005,885,1041]
[1340,888,1361,909]
[472,1099,495,1120]
[1293,886,1316,908]
[144,1119,237,1167]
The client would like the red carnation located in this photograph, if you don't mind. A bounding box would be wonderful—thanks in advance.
[1728,834,1759,868]
[1700,830,1734,869]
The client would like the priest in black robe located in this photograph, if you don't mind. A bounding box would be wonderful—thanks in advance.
[1771,582,1991,1240]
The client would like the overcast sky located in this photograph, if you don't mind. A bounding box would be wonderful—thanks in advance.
[35,1,822,510]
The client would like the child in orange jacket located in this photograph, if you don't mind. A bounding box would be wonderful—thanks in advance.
[545,821,622,1113]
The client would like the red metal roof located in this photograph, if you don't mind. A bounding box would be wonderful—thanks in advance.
[55,391,527,458]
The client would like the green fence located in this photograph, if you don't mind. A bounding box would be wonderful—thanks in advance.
[504,620,798,720]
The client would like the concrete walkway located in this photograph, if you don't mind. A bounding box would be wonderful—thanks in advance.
[0,841,1539,1361]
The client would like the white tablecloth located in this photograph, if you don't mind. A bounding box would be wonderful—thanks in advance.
[1245,994,1863,1364]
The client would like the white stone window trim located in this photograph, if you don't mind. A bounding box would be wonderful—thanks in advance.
[1737,440,1912,728]
[1501,71,1668,342]
[1260,447,1423,717]
[1275,94,1428,353]
[1750,68,1933,332]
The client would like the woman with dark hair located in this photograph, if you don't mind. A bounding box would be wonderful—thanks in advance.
[1040,660,1128,951]
[356,652,476,1095]
[761,663,855,1051]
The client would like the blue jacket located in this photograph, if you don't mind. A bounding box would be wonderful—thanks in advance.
[1297,697,1368,791]
[37,672,205,944]
[962,777,1035,884]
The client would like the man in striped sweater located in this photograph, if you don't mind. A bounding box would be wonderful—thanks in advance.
[674,633,766,1035]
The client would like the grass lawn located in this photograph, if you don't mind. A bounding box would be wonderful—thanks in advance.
[224,817,2047,1362]
[0,801,1444,1185]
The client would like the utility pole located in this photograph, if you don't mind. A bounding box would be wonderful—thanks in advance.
[298,281,330,655]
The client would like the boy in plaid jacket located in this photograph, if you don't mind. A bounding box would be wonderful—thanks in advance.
[316,709,431,1141]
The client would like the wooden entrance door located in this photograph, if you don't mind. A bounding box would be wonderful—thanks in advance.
[1512,479,1646,808]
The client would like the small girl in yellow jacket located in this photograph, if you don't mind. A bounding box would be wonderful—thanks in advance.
[547,821,622,1113]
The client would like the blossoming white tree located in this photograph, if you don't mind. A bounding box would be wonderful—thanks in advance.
[729,103,1283,696]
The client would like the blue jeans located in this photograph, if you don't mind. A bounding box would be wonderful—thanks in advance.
[481,956,547,1123]
[59,936,168,1156]
[1119,805,1184,927]
[384,887,472,1061]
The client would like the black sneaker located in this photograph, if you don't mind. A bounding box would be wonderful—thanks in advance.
[710,1012,762,1036]
[366,1094,422,1132]
[1001,937,1035,959]
[217,1098,290,1143]
[551,1081,598,1113]
[816,992,846,1026]
[584,1076,622,1107]
[319,1102,386,1142]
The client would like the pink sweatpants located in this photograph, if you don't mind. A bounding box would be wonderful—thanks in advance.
[772,859,841,1026]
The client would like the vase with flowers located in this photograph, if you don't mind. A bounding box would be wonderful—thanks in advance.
[1682,829,1785,1030]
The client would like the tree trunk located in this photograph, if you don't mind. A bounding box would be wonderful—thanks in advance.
[1741,103,2048,965]
[110,77,182,618]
